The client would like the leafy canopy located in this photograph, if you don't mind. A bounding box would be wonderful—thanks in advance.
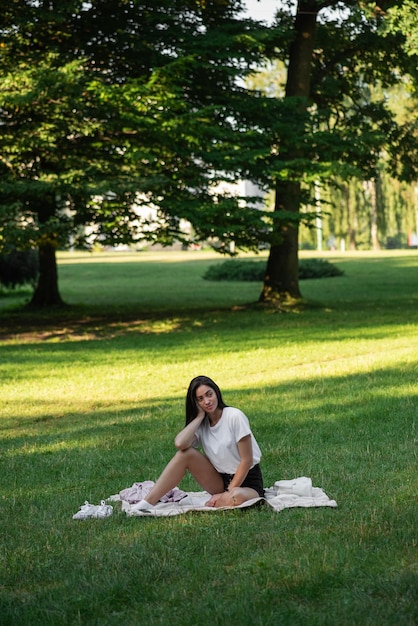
[0,0,275,253]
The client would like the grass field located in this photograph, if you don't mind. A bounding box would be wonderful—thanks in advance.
[0,249,417,625]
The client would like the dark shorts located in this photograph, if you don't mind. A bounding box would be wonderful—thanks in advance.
[221,464,265,498]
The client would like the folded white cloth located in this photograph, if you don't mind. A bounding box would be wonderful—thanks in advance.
[273,476,312,497]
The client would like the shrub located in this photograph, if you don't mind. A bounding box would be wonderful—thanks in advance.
[299,258,344,279]
[385,234,408,249]
[0,248,39,289]
[203,258,344,282]
[204,260,265,282]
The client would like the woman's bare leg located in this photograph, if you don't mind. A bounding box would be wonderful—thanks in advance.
[209,487,260,508]
[144,448,224,505]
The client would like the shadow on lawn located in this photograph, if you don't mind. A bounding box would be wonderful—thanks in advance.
[0,305,416,358]
[1,256,417,342]
[1,294,417,341]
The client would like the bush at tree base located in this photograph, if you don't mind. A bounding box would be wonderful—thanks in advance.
[203,258,344,282]
[0,249,39,289]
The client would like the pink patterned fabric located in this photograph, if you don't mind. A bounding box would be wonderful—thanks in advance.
[119,481,187,504]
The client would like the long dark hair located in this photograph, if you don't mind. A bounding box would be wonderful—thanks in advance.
[185,375,227,425]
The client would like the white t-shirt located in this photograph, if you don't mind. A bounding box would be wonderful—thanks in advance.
[194,406,262,475]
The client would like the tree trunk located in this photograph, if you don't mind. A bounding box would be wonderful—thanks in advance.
[28,242,65,308]
[364,179,380,251]
[259,1,319,305]
[346,180,358,250]
[261,180,302,303]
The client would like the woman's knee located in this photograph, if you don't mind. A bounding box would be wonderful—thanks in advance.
[174,447,201,464]
[176,446,197,457]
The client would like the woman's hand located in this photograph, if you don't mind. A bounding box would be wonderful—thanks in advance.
[205,492,227,508]
[174,408,206,450]
[196,407,206,420]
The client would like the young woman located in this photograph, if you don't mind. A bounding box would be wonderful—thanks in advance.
[131,375,264,512]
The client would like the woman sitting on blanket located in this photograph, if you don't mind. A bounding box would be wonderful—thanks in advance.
[132,375,264,512]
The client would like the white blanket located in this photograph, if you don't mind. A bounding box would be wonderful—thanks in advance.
[110,476,337,517]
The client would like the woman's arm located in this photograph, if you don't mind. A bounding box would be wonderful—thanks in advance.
[174,409,206,450]
[205,434,253,507]
[225,434,253,490]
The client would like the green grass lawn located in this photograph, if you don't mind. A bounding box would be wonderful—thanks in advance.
[0,249,417,625]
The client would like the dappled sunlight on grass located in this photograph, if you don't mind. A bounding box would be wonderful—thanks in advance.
[0,313,192,343]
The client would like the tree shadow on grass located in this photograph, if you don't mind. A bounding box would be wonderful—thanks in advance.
[0,304,416,363]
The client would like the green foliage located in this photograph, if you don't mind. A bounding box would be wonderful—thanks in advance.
[385,233,408,249]
[386,0,418,58]
[204,258,266,281]
[0,248,39,289]
[0,0,273,256]
[298,257,344,279]
[1,0,415,253]
[203,257,344,281]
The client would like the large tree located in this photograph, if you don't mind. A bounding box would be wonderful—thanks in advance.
[258,0,418,305]
[0,0,273,307]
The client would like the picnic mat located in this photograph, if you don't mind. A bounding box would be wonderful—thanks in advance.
[108,476,337,517]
